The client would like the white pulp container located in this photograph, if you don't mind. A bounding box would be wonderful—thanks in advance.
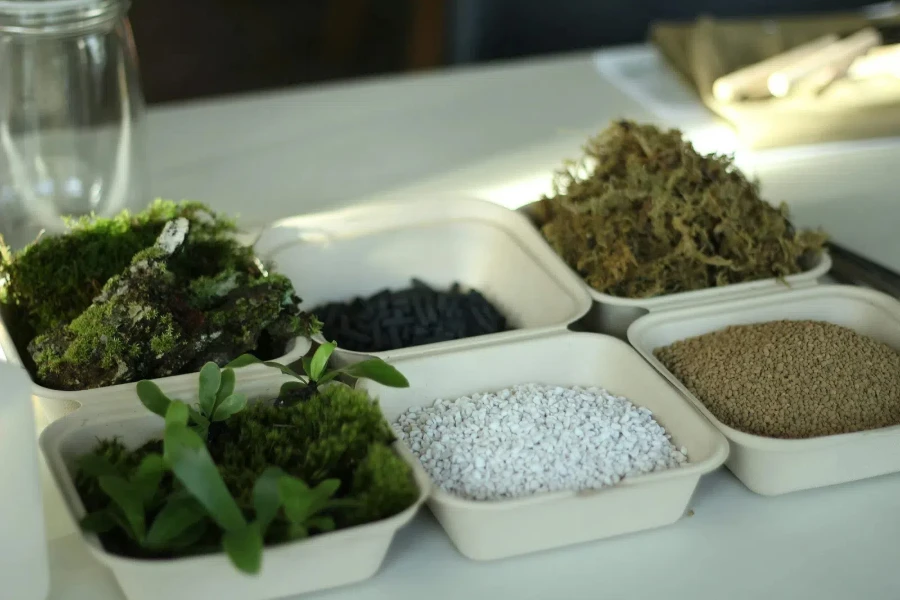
[254,196,592,364]
[358,330,729,561]
[39,376,430,600]
[0,362,49,600]
[628,283,900,495]
[0,308,312,422]
[516,200,833,339]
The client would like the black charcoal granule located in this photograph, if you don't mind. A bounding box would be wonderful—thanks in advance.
[312,280,509,352]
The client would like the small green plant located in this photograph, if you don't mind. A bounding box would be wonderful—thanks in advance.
[76,451,210,552]
[80,400,347,574]
[227,340,408,405]
[75,346,418,575]
[137,362,247,440]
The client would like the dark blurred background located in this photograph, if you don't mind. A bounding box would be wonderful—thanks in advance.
[132,0,874,104]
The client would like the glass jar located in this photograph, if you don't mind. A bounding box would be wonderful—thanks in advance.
[0,0,148,250]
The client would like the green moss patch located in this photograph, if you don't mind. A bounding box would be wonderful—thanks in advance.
[75,386,419,559]
[2,200,320,390]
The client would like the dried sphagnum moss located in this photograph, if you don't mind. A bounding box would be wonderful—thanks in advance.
[537,121,828,298]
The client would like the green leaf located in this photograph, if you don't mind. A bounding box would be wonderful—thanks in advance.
[136,380,171,418]
[225,354,261,369]
[80,510,116,533]
[308,342,336,382]
[166,401,190,428]
[339,358,409,387]
[301,356,313,379]
[163,423,246,532]
[279,381,306,397]
[278,477,339,525]
[216,368,236,405]
[198,362,222,416]
[307,516,336,533]
[166,520,210,550]
[252,467,285,532]
[222,523,263,575]
[211,393,247,422]
[132,454,167,504]
[187,405,210,439]
[188,407,210,426]
[146,496,208,549]
[310,479,341,512]
[76,453,122,479]
[278,477,314,524]
[109,510,141,542]
[98,475,146,541]
[262,360,303,380]
[315,370,342,385]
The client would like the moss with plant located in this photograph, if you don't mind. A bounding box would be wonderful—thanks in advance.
[0,200,321,390]
[74,343,420,574]
[536,120,828,299]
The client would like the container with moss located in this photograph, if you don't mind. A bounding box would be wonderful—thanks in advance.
[0,200,320,417]
[39,344,428,600]
[523,120,831,337]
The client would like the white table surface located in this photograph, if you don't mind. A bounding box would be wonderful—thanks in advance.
[41,44,900,600]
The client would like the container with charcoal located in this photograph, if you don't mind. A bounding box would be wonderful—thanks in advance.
[313,279,508,352]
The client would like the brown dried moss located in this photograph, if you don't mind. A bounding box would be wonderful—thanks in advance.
[537,120,828,298]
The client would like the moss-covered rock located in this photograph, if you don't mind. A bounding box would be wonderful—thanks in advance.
[24,208,320,390]
[0,200,236,334]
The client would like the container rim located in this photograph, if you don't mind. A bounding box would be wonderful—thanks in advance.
[514,200,832,311]
[361,329,731,512]
[583,250,832,309]
[39,401,430,571]
[258,195,594,357]
[0,289,312,402]
[627,283,900,450]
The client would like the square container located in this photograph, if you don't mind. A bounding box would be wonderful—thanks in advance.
[517,201,832,339]
[628,284,900,496]
[0,362,49,600]
[39,376,429,600]
[0,298,311,422]
[253,196,592,364]
[357,330,729,561]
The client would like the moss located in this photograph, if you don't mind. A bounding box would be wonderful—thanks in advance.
[538,120,828,298]
[74,386,419,559]
[0,200,233,334]
[22,204,320,390]
[74,438,143,513]
[343,444,420,526]
[210,385,411,521]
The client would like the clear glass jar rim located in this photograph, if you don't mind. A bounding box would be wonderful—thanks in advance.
[0,0,120,15]
[0,0,126,32]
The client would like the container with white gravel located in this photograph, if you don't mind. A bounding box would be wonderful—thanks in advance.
[357,330,729,561]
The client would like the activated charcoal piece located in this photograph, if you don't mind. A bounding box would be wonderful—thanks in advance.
[313,280,509,352]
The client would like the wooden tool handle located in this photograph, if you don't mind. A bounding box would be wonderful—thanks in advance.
[768,27,882,97]
[712,34,839,102]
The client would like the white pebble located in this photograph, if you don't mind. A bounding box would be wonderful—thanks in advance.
[392,383,688,501]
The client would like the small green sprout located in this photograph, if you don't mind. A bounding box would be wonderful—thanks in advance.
[136,362,247,440]
[227,340,408,406]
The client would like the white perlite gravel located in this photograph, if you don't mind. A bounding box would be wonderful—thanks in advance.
[393,383,688,501]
